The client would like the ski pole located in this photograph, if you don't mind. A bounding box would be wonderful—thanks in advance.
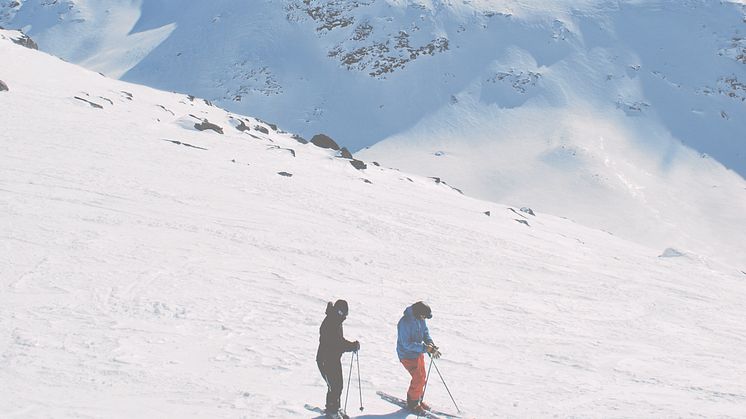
[431,357,462,413]
[344,352,354,414]
[356,351,364,411]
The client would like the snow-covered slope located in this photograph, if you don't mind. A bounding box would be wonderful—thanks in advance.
[3,0,746,268]
[3,32,746,418]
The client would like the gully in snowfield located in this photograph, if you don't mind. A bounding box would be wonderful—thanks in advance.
[397,301,441,414]
[317,300,360,419]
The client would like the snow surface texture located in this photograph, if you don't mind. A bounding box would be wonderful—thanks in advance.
[3,36,746,418]
[3,0,746,268]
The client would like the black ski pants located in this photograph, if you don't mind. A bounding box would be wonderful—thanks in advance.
[317,356,344,412]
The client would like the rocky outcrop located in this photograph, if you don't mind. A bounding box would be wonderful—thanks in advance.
[287,1,450,78]
[338,147,353,159]
[194,119,224,134]
[1,29,38,50]
[12,31,37,49]
[349,159,367,170]
[311,133,340,150]
[0,80,7,91]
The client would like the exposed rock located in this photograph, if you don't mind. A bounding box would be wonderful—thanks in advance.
[509,208,527,219]
[362,178,372,184]
[254,125,270,134]
[162,139,207,150]
[292,134,308,144]
[338,147,353,159]
[277,171,293,177]
[349,159,367,170]
[234,119,250,132]
[0,80,7,92]
[372,162,380,166]
[157,105,175,115]
[74,96,103,109]
[9,32,37,50]
[520,207,536,216]
[487,69,541,93]
[311,133,340,150]
[194,119,224,134]
[484,211,491,216]
[257,118,278,131]
[515,219,530,227]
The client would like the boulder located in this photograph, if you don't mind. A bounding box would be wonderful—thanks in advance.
[0,80,8,92]
[311,133,340,150]
[350,159,367,170]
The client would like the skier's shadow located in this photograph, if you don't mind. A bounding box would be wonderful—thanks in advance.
[356,408,411,418]
[310,408,411,418]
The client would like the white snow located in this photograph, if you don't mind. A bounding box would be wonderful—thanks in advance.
[4,0,745,270]
[2,36,746,419]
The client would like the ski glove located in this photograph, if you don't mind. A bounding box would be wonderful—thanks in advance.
[425,343,441,359]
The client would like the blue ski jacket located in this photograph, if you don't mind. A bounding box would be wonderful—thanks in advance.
[397,305,433,360]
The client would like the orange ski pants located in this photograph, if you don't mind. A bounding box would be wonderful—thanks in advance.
[400,354,427,401]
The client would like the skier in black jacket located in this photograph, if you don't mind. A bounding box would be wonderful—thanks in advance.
[317,299,360,419]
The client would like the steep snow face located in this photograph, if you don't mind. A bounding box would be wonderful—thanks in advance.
[3,36,746,419]
[3,1,745,166]
[2,1,745,264]
[0,0,175,78]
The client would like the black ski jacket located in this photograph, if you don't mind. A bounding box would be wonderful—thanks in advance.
[316,310,356,361]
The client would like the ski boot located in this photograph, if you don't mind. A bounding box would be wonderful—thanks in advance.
[325,409,349,419]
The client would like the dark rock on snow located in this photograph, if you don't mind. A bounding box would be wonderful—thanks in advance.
[234,119,250,132]
[291,134,308,144]
[74,96,103,109]
[10,32,38,50]
[277,171,293,177]
[339,147,354,159]
[311,134,340,150]
[0,80,8,92]
[194,119,224,134]
[520,207,536,216]
[350,159,367,170]
[162,139,207,150]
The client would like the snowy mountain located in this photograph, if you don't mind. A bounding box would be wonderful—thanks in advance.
[3,0,745,267]
[3,30,746,418]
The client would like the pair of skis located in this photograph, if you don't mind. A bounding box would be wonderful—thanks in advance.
[305,391,462,419]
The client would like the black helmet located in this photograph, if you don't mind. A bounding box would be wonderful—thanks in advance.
[412,301,432,319]
[326,299,349,317]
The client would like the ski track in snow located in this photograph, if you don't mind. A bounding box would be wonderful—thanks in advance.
[1,35,746,418]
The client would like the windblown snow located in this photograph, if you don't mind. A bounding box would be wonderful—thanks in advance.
[2,33,746,418]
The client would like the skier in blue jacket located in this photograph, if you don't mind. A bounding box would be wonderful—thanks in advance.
[397,301,441,414]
